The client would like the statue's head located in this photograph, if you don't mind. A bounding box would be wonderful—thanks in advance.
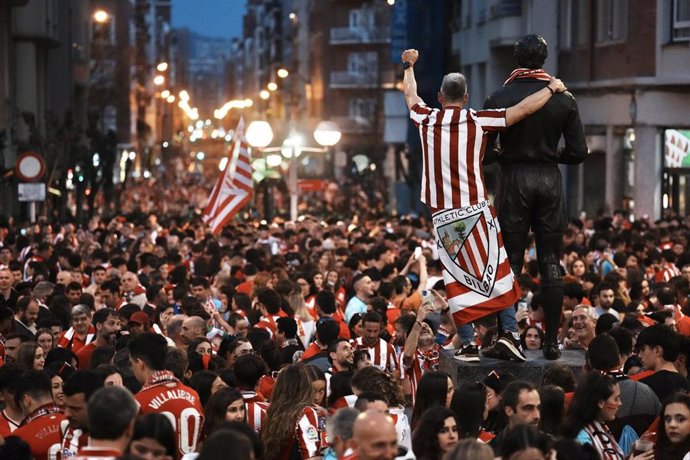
[514,34,548,69]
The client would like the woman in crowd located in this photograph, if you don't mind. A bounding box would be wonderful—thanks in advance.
[225,337,253,367]
[444,439,494,460]
[286,281,316,348]
[261,364,322,460]
[35,328,55,351]
[203,387,247,438]
[411,406,458,460]
[450,382,493,442]
[520,326,544,351]
[127,413,176,460]
[93,363,124,386]
[410,371,454,431]
[568,257,588,282]
[189,337,213,356]
[305,365,327,409]
[348,313,364,340]
[655,393,690,460]
[45,361,73,407]
[561,373,630,459]
[16,342,45,371]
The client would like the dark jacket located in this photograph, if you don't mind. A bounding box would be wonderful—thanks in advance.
[483,79,587,166]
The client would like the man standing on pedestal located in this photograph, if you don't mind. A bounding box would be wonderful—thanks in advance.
[484,34,588,360]
[402,48,567,362]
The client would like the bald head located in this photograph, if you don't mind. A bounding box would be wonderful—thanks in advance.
[180,316,206,345]
[350,410,398,460]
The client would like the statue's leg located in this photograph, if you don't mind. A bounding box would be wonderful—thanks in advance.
[535,231,564,347]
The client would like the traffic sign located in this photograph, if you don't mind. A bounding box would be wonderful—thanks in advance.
[18,182,46,202]
[15,151,46,182]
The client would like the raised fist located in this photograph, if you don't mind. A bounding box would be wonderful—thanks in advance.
[401,49,419,64]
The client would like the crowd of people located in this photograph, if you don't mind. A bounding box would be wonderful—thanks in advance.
[0,207,690,459]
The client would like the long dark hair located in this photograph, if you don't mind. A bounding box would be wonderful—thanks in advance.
[561,373,617,438]
[450,382,486,438]
[656,393,690,460]
[411,406,456,460]
[128,413,176,459]
[203,387,245,438]
[411,371,451,431]
[261,365,314,459]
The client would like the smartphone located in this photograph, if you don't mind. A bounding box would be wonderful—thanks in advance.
[414,247,422,260]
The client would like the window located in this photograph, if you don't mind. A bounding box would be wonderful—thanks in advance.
[349,98,376,121]
[349,8,374,28]
[347,52,378,74]
[673,0,690,41]
[559,0,588,49]
[596,0,628,43]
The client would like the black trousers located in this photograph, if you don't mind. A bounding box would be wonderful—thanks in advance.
[495,164,565,345]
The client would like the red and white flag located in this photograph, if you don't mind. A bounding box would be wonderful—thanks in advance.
[433,202,520,325]
[204,117,253,235]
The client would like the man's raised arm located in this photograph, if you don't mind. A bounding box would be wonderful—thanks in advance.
[402,49,423,110]
[505,77,566,126]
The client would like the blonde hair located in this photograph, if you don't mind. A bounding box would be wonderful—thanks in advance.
[444,439,493,460]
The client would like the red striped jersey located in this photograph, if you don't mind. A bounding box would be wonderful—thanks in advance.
[59,421,89,459]
[402,345,441,406]
[58,326,95,354]
[353,337,399,374]
[409,103,507,209]
[243,392,269,432]
[389,406,412,452]
[293,406,322,460]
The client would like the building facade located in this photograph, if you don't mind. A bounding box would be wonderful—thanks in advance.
[450,0,690,221]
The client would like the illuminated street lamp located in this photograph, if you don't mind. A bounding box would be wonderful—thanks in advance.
[93,9,110,23]
[277,68,289,79]
[314,121,342,147]
[267,82,278,92]
[156,62,168,72]
[247,120,341,222]
[259,90,270,100]
[246,121,274,148]
[161,89,170,98]
[153,75,165,86]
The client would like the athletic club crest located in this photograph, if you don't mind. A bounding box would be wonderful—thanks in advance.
[433,202,499,297]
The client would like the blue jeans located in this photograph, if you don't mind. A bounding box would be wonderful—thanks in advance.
[458,305,518,345]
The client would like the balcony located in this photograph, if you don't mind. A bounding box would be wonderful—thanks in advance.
[330,69,396,89]
[331,116,374,134]
[330,27,391,45]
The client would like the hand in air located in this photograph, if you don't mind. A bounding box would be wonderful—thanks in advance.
[401,49,419,64]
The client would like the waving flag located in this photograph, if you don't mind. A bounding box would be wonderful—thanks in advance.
[204,117,253,235]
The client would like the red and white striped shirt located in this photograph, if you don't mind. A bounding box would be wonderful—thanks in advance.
[410,103,507,209]
[402,345,441,406]
[353,337,399,374]
[242,392,269,432]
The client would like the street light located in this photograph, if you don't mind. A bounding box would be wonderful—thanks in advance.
[314,121,342,147]
[247,120,341,222]
[267,82,278,92]
[156,62,168,72]
[277,68,289,79]
[153,75,165,86]
[246,121,273,148]
[259,90,270,100]
[93,9,110,23]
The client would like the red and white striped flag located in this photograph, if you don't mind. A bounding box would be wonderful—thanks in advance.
[433,202,520,326]
[204,117,253,235]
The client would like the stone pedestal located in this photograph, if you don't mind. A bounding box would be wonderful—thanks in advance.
[440,349,586,384]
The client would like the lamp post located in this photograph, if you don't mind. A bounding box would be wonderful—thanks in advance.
[246,120,341,222]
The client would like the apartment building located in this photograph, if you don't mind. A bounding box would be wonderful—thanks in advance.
[450,0,690,221]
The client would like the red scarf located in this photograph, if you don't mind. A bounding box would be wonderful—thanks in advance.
[20,403,63,426]
[504,68,551,86]
[140,370,180,391]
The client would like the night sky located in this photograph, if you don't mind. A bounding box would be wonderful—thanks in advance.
[171,0,247,39]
